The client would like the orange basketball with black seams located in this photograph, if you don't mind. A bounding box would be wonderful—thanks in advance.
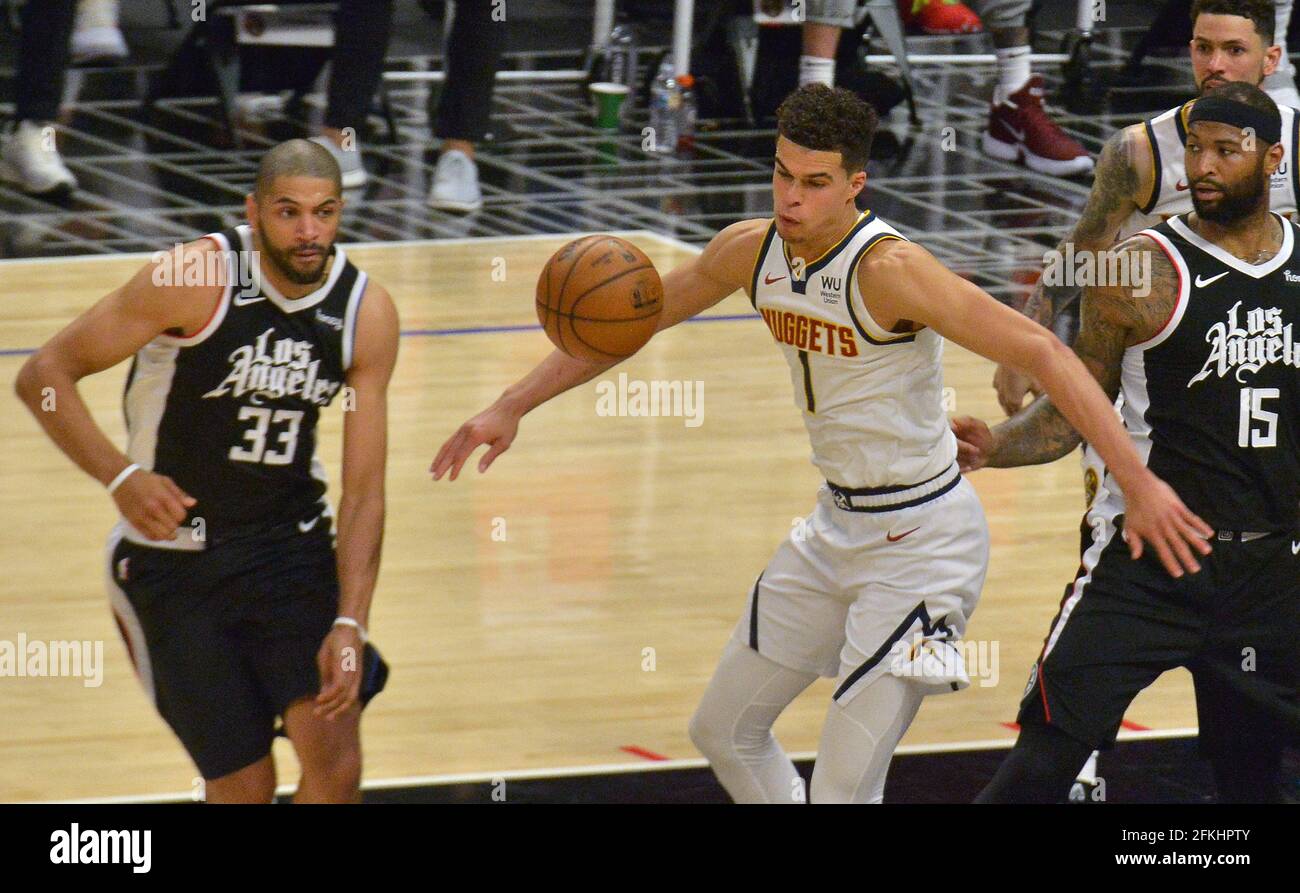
[536,235,664,362]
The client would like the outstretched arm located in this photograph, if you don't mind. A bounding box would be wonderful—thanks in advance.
[430,221,764,480]
[863,236,1211,577]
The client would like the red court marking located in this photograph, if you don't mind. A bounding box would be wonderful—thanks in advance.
[1119,720,1151,732]
[621,745,669,762]
[1000,722,1020,731]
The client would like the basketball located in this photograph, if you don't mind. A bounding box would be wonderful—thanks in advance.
[535,235,663,362]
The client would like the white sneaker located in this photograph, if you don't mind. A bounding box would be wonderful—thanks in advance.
[308,135,367,189]
[0,121,78,196]
[427,149,482,212]
[72,0,128,64]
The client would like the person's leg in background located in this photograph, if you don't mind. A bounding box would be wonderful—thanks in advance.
[311,0,396,189]
[427,0,504,212]
[979,0,1094,176]
[799,1,855,87]
[1264,0,1300,108]
[71,0,128,65]
[0,0,79,195]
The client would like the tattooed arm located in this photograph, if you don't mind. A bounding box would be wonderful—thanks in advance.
[977,235,1177,467]
[994,124,1154,413]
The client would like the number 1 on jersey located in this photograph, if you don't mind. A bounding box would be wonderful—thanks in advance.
[1238,387,1279,448]
[798,350,816,413]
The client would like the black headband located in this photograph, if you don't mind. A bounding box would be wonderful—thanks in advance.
[1187,95,1281,146]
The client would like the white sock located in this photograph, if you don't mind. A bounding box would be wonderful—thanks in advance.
[688,639,818,804]
[76,0,120,31]
[994,45,1032,102]
[799,55,836,88]
[809,672,924,804]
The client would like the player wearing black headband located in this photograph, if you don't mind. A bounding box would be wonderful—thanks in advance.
[958,82,1300,802]
[985,0,1296,797]
[994,0,1293,417]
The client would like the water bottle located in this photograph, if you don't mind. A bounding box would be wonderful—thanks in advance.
[648,56,679,155]
[675,73,697,153]
[607,25,636,89]
[605,25,638,125]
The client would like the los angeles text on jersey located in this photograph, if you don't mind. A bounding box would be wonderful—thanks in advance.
[758,307,859,357]
[1190,301,1300,386]
[202,327,344,405]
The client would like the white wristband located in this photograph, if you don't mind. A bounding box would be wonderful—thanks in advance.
[107,463,141,495]
[333,616,368,644]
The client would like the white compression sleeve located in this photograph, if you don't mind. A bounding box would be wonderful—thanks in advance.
[689,638,818,804]
[809,671,924,804]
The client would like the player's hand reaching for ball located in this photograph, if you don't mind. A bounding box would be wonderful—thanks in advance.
[431,400,522,481]
[111,469,197,541]
[950,415,993,473]
[1117,471,1213,580]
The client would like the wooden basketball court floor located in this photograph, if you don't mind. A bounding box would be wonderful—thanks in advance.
[0,231,1198,803]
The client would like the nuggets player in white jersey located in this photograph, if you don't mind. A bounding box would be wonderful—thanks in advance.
[432,85,1210,803]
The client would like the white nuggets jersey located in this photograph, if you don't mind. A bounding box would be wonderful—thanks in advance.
[1119,100,1300,239]
[750,210,957,490]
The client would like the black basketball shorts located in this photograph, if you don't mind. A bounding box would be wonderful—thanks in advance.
[105,522,372,780]
[1017,517,1300,758]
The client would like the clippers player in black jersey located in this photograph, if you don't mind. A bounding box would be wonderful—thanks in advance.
[957,83,1300,802]
[14,140,400,803]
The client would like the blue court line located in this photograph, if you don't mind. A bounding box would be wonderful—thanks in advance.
[0,312,762,358]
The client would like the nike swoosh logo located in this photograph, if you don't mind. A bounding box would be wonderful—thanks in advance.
[1195,272,1229,288]
[298,514,320,533]
[233,293,265,306]
[1175,180,1190,191]
[764,274,787,285]
[1292,541,1300,555]
[886,527,921,543]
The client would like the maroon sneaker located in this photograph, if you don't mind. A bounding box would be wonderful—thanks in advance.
[983,76,1094,176]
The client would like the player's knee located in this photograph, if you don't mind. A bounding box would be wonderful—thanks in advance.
[688,706,728,759]
[690,702,774,762]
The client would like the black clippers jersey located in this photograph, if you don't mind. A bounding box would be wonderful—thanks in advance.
[121,225,368,547]
[1127,213,1300,530]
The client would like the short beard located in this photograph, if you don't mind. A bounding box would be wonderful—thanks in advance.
[1191,160,1269,225]
[257,234,330,285]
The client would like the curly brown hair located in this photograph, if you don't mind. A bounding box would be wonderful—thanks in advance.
[1191,0,1276,44]
[775,85,878,174]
